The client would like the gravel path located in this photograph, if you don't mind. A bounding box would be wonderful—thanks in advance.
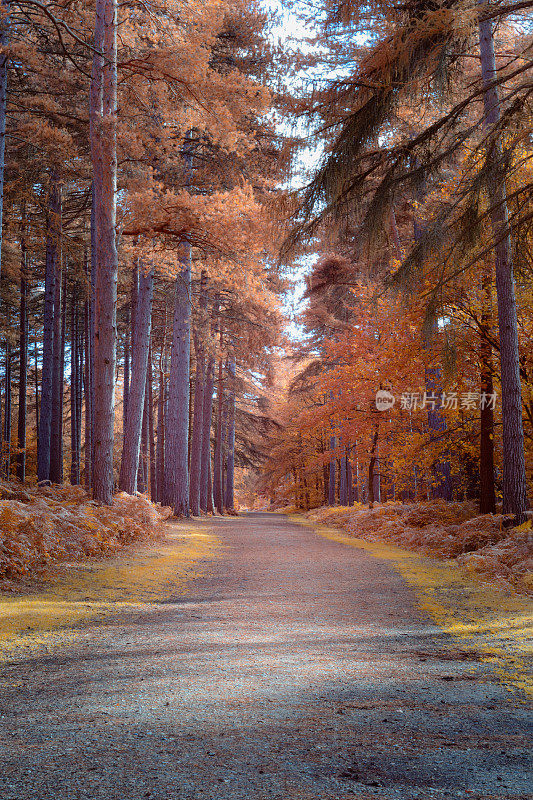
[0,512,531,800]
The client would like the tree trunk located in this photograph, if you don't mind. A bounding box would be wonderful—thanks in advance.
[123,308,130,433]
[368,424,379,508]
[189,270,208,515]
[17,211,27,483]
[118,263,153,494]
[90,0,118,504]
[84,253,92,491]
[163,244,191,516]
[200,349,216,513]
[70,289,80,484]
[478,9,528,521]
[3,329,10,477]
[37,176,61,483]
[339,437,348,505]
[148,350,156,500]
[50,250,64,483]
[479,269,496,514]
[224,353,236,511]
[328,435,336,506]
[156,362,165,503]
[213,353,224,514]
[0,1,9,285]
[200,297,218,513]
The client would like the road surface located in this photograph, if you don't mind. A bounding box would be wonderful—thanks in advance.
[0,512,531,799]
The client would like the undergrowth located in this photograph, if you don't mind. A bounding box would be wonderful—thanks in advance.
[294,501,532,596]
[0,482,172,589]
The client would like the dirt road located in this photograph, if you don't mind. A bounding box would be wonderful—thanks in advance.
[0,512,531,799]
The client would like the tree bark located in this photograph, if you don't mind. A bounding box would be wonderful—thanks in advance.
[478,8,528,521]
[479,269,496,514]
[90,0,118,504]
[50,248,64,483]
[189,270,208,515]
[213,353,224,514]
[17,210,27,482]
[123,308,130,433]
[118,263,153,494]
[224,353,236,511]
[84,253,92,491]
[200,297,218,513]
[37,175,61,483]
[328,435,336,506]
[156,361,165,503]
[0,1,9,285]
[163,244,191,516]
[368,424,379,508]
[148,351,156,500]
[70,289,80,485]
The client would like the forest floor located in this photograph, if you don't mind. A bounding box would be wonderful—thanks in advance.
[0,512,531,800]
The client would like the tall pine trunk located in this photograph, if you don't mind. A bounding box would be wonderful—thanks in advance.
[118,263,153,494]
[478,10,528,521]
[163,244,191,515]
[0,0,9,285]
[224,353,236,511]
[49,247,64,483]
[148,352,156,500]
[17,211,27,482]
[213,353,224,514]
[156,361,165,503]
[189,270,207,515]
[84,256,92,491]
[3,333,10,478]
[70,290,80,484]
[200,297,218,513]
[37,176,60,483]
[90,0,118,504]
[479,269,496,513]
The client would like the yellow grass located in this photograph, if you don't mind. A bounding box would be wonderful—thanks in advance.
[0,521,221,667]
[292,515,533,699]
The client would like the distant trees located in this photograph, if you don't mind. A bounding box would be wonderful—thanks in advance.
[278,0,533,519]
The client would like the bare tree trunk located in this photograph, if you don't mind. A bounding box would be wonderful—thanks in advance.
[118,263,153,494]
[156,361,165,503]
[70,289,80,484]
[200,297,218,513]
[37,176,61,483]
[224,353,236,511]
[148,352,156,500]
[368,424,379,508]
[207,456,215,514]
[163,244,191,516]
[200,350,216,512]
[0,1,9,286]
[328,437,336,506]
[123,308,130,432]
[17,211,27,483]
[478,9,528,521]
[3,330,11,478]
[214,353,224,514]
[479,270,496,514]
[189,270,207,515]
[90,0,118,504]
[339,437,348,505]
[84,254,92,491]
[50,250,64,483]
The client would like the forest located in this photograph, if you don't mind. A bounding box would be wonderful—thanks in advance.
[0,0,532,591]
